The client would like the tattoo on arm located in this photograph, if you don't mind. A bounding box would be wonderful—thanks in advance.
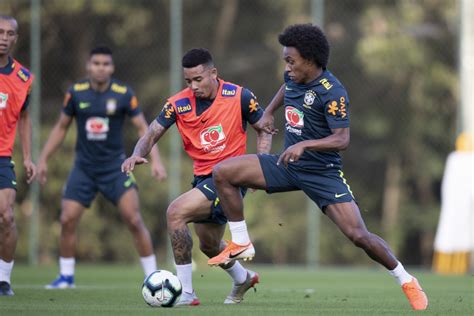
[132,121,166,157]
[256,129,272,154]
[170,227,193,264]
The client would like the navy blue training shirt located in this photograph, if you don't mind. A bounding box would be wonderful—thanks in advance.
[62,78,141,167]
[283,70,350,170]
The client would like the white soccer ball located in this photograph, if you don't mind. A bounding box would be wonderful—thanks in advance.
[141,270,182,307]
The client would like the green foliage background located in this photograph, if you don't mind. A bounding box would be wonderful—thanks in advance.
[1,0,458,267]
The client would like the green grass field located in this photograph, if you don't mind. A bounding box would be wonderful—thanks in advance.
[0,264,471,315]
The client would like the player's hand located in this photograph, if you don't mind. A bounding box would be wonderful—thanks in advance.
[277,143,306,167]
[121,156,148,174]
[37,160,48,185]
[24,159,37,184]
[151,162,167,181]
[258,112,278,135]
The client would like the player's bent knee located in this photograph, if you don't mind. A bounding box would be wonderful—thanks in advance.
[60,212,80,227]
[166,202,186,227]
[351,231,372,249]
[124,214,144,231]
[212,163,228,184]
[0,208,15,227]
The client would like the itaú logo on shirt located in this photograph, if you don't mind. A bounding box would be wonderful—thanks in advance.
[285,106,304,128]
[200,124,226,153]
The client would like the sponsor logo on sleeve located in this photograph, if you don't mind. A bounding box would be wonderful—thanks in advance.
[327,96,347,118]
[175,98,192,114]
[130,96,138,110]
[249,98,259,113]
[17,68,30,82]
[162,102,174,119]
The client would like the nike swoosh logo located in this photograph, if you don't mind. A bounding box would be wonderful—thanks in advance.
[229,249,246,259]
[79,102,91,109]
[335,193,348,198]
[285,86,292,91]
[203,184,214,193]
[201,118,209,123]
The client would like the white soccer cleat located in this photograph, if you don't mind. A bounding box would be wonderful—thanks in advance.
[224,270,259,304]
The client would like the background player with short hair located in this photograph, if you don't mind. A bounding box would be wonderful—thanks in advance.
[122,48,271,305]
[37,46,166,289]
[208,24,429,311]
[0,15,36,296]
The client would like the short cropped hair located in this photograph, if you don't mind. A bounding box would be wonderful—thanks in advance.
[182,48,214,68]
[0,15,18,33]
[278,24,330,69]
[89,46,113,57]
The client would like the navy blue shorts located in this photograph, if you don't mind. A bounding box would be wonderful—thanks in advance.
[63,163,137,207]
[0,157,16,190]
[258,154,354,211]
[192,175,247,225]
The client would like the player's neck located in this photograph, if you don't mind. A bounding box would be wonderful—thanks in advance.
[303,68,324,84]
[207,79,219,100]
[90,79,111,92]
[0,55,10,68]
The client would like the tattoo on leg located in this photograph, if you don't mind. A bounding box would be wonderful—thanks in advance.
[170,227,193,265]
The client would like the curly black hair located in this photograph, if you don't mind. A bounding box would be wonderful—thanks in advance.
[278,24,330,69]
[182,48,214,68]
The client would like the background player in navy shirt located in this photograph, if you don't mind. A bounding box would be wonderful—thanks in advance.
[37,46,166,289]
[208,24,428,311]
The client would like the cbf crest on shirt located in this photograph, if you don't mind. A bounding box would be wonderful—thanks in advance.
[62,78,141,165]
[283,70,350,170]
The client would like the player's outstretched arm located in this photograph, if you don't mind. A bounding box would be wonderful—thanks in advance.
[130,114,167,181]
[259,83,285,135]
[37,113,73,184]
[18,109,36,183]
[121,120,167,174]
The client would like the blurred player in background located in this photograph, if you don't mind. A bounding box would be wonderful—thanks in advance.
[37,46,166,289]
[209,24,429,311]
[0,15,36,296]
[122,48,271,305]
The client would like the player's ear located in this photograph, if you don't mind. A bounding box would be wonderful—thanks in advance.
[210,67,217,79]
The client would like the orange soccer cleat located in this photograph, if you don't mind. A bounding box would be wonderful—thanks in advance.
[208,241,255,266]
[401,278,428,310]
